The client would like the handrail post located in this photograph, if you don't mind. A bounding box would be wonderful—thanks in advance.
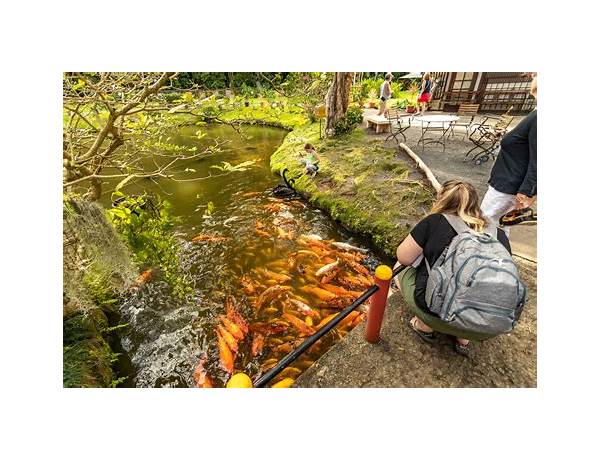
[365,265,393,343]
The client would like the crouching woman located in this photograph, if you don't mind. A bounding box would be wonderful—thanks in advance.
[394,180,512,356]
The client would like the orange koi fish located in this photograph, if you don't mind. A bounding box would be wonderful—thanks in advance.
[320,283,360,297]
[345,260,371,277]
[240,275,256,295]
[251,333,265,357]
[321,268,340,284]
[316,313,338,329]
[259,268,291,284]
[217,324,239,353]
[226,299,249,335]
[135,269,153,285]
[193,357,214,388]
[255,285,291,310]
[216,330,235,374]
[282,313,316,336]
[255,228,271,238]
[242,191,262,198]
[300,286,337,302]
[219,315,245,341]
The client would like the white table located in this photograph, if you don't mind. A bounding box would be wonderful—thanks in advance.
[413,114,460,152]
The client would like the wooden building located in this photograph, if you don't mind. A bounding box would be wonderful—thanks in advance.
[429,72,536,113]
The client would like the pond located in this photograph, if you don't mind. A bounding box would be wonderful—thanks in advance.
[99,124,389,387]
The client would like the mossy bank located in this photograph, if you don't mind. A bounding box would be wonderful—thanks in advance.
[270,122,435,257]
[63,199,136,387]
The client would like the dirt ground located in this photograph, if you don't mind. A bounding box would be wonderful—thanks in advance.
[295,257,537,387]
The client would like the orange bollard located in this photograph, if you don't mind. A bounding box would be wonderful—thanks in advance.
[365,265,393,343]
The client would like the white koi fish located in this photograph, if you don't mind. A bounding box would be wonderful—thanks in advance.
[331,242,368,253]
[315,259,339,277]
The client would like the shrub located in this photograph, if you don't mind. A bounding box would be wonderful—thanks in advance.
[332,106,364,136]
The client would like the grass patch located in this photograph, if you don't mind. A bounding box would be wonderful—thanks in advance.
[270,123,435,257]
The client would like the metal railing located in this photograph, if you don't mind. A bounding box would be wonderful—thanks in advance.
[252,264,404,388]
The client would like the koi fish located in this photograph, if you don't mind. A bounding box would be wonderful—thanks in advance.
[296,250,321,260]
[223,216,241,226]
[276,227,294,240]
[282,313,316,336]
[331,242,368,253]
[255,229,271,238]
[135,269,153,285]
[240,275,256,295]
[315,259,339,277]
[193,356,214,388]
[259,268,291,284]
[320,268,339,284]
[339,311,361,330]
[320,284,363,298]
[251,333,265,357]
[337,251,366,263]
[325,297,353,309]
[316,313,339,329]
[300,285,337,302]
[226,299,248,335]
[219,315,245,341]
[191,234,227,243]
[217,324,239,353]
[288,298,318,317]
[345,260,371,277]
[300,234,323,241]
[216,330,235,374]
[255,285,291,310]
[271,378,295,388]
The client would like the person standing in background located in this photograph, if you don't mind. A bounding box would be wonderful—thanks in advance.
[480,73,537,231]
[415,72,433,115]
[377,73,393,116]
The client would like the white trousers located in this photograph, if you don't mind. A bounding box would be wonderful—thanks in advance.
[480,185,516,235]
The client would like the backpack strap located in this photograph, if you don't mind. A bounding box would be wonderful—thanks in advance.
[442,213,498,239]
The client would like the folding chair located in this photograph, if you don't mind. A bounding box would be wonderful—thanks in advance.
[451,103,480,139]
[385,108,413,144]
[463,106,514,165]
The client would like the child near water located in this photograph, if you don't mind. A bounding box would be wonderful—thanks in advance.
[300,143,320,179]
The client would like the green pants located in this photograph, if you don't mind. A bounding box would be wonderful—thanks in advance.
[396,266,494,342]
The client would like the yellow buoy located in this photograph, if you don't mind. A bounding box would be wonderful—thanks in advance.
[375,265,393,281]
[226,373,253,388]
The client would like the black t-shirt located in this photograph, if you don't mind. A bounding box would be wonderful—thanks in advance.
[489,109,537,197]
[409,213,511,313]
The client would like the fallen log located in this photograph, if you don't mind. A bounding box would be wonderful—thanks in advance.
[398,143,442,192]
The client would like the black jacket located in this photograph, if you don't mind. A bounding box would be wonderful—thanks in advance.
[489,109,537,197]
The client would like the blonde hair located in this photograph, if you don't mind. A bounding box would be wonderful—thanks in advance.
[423,72,431,80]
[430,180,487,232]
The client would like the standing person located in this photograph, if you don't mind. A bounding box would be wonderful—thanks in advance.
[416,72,433,115]
[394,180,513,356]
[377,73,393,116]
[480,73,537,229]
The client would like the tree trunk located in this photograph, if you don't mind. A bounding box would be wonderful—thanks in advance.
[325,72,354,137]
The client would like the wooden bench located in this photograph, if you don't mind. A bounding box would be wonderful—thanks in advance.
[366,114,391,133]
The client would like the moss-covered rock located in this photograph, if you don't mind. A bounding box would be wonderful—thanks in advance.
[270,122,435,257]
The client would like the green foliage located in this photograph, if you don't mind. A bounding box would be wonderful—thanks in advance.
[332,107,364,136]
[106,193,192,298]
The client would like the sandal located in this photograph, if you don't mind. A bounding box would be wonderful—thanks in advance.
[453,340,471,357]
[409,317,436,344]
[500,207,537,226]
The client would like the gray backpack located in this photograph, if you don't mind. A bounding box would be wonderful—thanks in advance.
[424,214,527,335]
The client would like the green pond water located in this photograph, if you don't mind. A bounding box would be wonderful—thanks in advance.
[98,124,387,388]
